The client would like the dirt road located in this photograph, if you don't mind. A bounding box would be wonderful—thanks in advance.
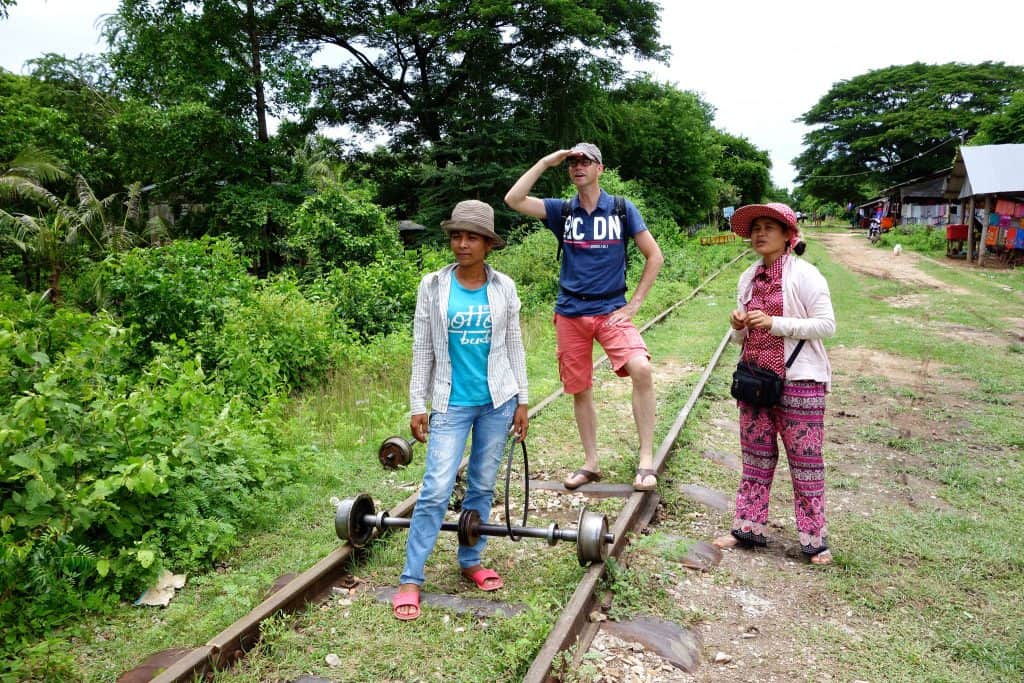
[587,230,1019,682]
[817,231,968,293]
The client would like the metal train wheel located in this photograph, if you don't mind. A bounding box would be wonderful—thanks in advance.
[576,508,609,566]
[334,493,375,547]
[378,436,414,469]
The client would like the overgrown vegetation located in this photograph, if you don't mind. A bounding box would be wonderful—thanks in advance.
[878,223,948,256]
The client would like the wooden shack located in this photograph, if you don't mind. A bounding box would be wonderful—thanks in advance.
[944,144,1024,265]
[886,169,958,227]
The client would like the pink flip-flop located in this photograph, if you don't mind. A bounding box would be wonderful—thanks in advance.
[392,589,421,620]
[463,567,503,592]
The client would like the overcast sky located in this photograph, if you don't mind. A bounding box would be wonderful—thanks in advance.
[3,0,1023,189]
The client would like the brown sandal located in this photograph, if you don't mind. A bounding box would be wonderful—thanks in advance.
[633,468,658,492]
[564,468,602,490]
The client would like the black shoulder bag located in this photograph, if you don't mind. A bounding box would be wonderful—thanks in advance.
[730,339,806,407]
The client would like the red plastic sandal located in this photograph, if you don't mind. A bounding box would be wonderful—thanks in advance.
[392,589,421,620]
[463,567,503,592]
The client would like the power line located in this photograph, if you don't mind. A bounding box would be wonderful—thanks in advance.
[801,134,962,181]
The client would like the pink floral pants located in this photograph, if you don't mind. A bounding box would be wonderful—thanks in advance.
[730,380,829,555]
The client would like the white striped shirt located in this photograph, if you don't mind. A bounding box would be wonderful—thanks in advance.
[410,264,529,415]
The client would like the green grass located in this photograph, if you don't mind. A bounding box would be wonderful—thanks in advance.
[806,238,1024,680]
[33,231,1024,682]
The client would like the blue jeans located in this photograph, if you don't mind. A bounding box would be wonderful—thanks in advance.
[399,398,516,586]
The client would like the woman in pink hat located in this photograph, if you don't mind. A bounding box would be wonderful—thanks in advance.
[714,203,837,565]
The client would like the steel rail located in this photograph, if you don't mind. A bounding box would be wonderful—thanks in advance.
[147,488,421,683]
[522,328,733,682]
[126,248,750,683]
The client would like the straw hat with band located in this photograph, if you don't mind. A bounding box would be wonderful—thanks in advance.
[440,199,505,249]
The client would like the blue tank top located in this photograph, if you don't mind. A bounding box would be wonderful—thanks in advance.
[447,272,491,406]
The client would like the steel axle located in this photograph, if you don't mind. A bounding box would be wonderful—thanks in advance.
[334,493,613,565]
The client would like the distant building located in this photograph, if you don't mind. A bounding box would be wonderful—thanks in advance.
[944,144,1024,264]
[397,220,426,248]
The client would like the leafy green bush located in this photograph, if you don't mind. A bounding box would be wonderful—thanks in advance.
[0,297,128,410]
[0,315,301,654]
[282,183,403,278]
[654,233,702,287]
[880,224,946,255]
[202,276,345,399]
[488,228,560,311]
[205,180,305,258]
[305,250,439,339]
[83,236,255,356]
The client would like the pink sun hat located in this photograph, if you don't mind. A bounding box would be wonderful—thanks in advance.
[729,202,798,238]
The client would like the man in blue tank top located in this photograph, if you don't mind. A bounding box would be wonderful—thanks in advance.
[505,143,664,492]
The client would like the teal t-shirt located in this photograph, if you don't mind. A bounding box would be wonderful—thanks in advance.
[447,272,491,406]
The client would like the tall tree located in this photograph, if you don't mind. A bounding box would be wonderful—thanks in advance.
[793,62,1024,204]
[20,55,123,191]
[278,0,666,153]
[973,91,1024,145]
[103,0,314,145]
[108,100,258,201]
[712,131,772,207]
[104,1,318,270]
[0,67,95,182]
[599,77,719,224]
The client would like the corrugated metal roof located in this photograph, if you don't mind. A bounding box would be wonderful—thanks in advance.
[900,174,948,200]
[880,168,951,195]
[946,144,1024,198]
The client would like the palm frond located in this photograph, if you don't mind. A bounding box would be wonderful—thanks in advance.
[4,146,67,185]
[124,182,143,225]
[0,176,63,210]
[74,174,98,208]
[143,214,172,246]
[102,223,138,253]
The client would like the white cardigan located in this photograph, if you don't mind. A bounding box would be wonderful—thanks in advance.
[730,255,836,390]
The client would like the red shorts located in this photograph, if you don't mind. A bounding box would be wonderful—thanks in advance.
[554,313,650,395]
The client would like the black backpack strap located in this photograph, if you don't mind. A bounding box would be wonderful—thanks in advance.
[614,195,629,276]
[557,199,572,261]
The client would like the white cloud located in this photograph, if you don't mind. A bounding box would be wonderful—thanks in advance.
[649,0,1024,189]
[0,0,118,73]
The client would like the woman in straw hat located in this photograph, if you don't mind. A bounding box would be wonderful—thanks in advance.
[714,203,836,565]
[394,200,529,620]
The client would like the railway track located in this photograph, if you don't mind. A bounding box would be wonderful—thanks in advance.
[126,250,749,683]
[523,328,731,681]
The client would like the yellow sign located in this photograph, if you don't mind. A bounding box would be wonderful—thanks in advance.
[700,234,738,246]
